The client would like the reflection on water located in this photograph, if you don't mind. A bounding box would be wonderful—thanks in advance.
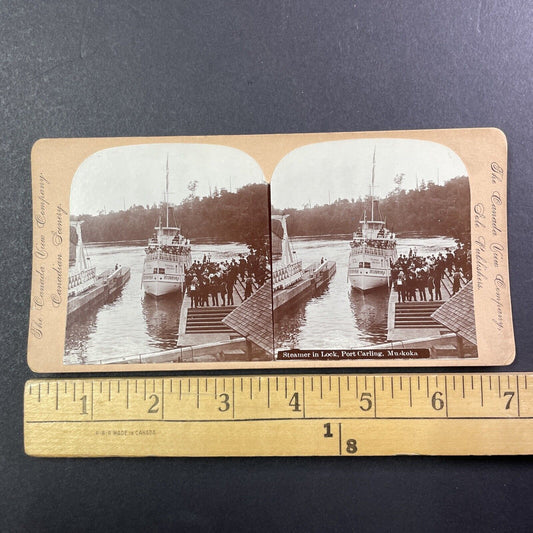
[348,286,389,344]
[273,235,456,351]
[141,293,183,350]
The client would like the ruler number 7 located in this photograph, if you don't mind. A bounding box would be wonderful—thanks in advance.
[503,391,515,410]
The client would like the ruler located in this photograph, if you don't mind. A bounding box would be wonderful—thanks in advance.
[24,373,533,457]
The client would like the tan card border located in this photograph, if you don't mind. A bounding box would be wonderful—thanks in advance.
[28,128,514,372]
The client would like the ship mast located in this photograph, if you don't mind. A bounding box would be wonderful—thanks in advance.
[165,154,169,227]
[370,146,376,221]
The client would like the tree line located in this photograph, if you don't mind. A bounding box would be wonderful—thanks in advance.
[272,176,471,241]
[73,183,270,253]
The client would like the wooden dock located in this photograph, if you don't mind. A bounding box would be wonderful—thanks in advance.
[67,266,131,320]
[273,260,336,313]
[387,271,468,342]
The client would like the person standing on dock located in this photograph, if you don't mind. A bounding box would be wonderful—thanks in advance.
[244,274,253,300]
[226,276,234,305]
[452,269,461,295]
[433,269,442,300]
[427,271,434,301]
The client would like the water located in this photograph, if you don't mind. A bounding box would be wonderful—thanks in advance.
[274,235,457,351]
[64,236,456,363]
[64,241,249,364]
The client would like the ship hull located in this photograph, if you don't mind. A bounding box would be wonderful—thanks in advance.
[143,278,182,297]
[348,270,390,291]
[142,253,192,297]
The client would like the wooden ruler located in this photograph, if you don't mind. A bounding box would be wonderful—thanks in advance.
[24,373,533,457]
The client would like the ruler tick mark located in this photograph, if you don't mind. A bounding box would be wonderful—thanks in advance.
[189,379,192,393]
[311,377,314,392]
[47,382,50,395]
[453,375,456,390]
[135,380,137,394]
[373,376,377,418]
[346,376,350,391]
[144,380,146,401]
[417,376,420,390]
[205,378,208,392]
[259,377,261,392]
[240,378,243,392]
[329,376,332,392]
[444,376,449,418]
[302,377,306,418]
[232,379,235,419]
[161,379,165,419]
[364,376,367,390]
[498,375,501,398]
[391,376,394,398]
[426,376,429,398]
[400,377,403,391]
[64,382,67,394]
[516,375,521,417]
[480,376,484,407]
[338,376,341,408]
[127,381,129,409]
[409,377,412,407]
[73,382,76,401]
[117,381,120,394]
[170,380,173,394]
[38,383,41,402]
[179,379,182,401]
[250,378,253,400]
[267,378,270,408]
[214,379,217,397]
[197,379,200,409]
[285,377,288,399]
[355,376,359,398]
[489,376,492,390]
[507,375,510,389]
[320,376,323,399]
[471,375,474,389]
[276,377,278,392]
[109,382,112,401]
[462,375,465,398]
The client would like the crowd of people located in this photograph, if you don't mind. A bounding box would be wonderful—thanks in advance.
[391,243,472,303]
[184,251,269,308]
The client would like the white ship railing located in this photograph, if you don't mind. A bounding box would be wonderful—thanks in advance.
[350,243,396,255]
[145,250,191,262]
[273,261,303,290]
[68,267,96,290]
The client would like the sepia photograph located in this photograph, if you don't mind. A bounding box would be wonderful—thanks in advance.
[65,143,273,364]
[271,138,477,360]
[28,130,513,372]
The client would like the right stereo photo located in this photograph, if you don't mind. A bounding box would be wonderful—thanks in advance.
[270,138,476,360]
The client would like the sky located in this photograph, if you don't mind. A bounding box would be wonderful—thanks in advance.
[70,138,468,216]
[270,138,468,209]
[70,143,265,215]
